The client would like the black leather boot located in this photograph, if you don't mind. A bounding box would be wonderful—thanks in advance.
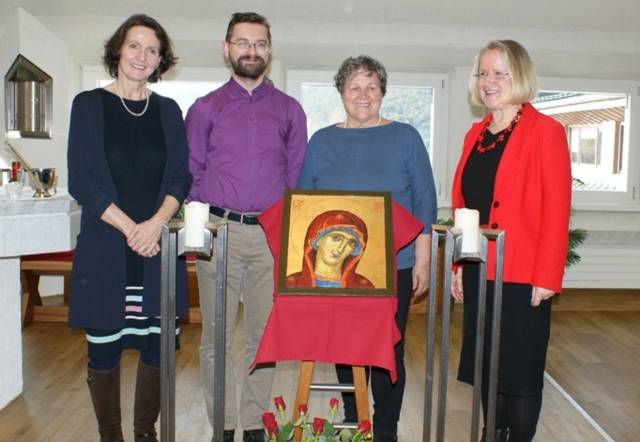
[480,427,509,442]
[495,428,508,441]
[134,361,161,442]
[87,365,124,442]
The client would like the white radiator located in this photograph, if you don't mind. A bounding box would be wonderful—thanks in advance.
[562,230,640,289]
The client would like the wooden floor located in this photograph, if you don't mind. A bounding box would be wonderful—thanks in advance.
[1,308,638,441]
[545,311,640,442]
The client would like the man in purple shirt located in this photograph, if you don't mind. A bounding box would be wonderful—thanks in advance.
[185,12,307,442]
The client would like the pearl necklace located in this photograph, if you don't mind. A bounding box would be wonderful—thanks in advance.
[475,107,522,154]
[344,116,382,128]
[115,84,150,117]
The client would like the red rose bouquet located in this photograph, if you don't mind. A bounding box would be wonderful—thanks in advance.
[262,396,373,442]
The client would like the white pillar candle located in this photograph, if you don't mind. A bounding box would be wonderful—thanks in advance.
[184,202,210,247]
[454,208,480,254]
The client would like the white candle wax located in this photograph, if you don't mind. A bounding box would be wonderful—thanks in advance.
[454,208,480,254]
[184,202,210,247]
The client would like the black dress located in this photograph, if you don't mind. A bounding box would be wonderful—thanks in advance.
[457,127,552,396]
[86,89,178,363]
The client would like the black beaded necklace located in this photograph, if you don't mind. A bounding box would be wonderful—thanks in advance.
[475,106,523,154]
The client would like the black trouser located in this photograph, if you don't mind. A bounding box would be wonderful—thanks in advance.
[336,268,413,437]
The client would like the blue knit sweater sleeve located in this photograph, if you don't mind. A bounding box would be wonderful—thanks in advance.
[404,125,438,232]
[67,90,115,218]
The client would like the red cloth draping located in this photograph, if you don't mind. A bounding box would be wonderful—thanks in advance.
[253,199,423,382]
[21,251,75,261]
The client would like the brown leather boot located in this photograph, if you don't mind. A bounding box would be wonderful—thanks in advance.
[87,365,124,442]
[134,361,161,442]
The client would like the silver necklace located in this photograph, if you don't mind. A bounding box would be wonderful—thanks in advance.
[115,84,149,117]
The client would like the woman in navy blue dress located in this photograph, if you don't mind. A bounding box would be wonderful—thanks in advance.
[67,15,191,442]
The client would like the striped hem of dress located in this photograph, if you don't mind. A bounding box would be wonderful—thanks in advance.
[86,288,179,344]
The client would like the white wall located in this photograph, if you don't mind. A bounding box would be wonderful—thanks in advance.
[0,10,21,169]
[0,10,82,407]
[1,8,81,189]
[0,11,23,410]
[0,259,21,409]
[0,9,81,298]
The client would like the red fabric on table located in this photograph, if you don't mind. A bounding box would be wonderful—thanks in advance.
[21,251,75,261]
[253,199,423,383]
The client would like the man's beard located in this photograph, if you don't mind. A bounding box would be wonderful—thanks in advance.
[230,55,269,79]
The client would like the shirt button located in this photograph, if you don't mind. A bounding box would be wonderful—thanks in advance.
[491,222,498,229]
[493,201,500,208]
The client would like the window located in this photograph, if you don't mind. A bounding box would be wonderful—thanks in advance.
[84,66,229,117]
[96,80,223,118]
[534,78,639,206]
[571,126,599,166]
[287,70,449,200]
[150,81,223,117]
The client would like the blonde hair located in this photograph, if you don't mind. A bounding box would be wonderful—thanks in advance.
[469,40,538,107]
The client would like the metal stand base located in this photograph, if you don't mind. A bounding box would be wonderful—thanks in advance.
[160,221,228,442]
[422,225,505,442]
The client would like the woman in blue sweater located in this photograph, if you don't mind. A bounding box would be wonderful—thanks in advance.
[297,55,437,442]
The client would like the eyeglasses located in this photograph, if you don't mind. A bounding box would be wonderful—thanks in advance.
[228,39,270,52]
[473,71,511,81]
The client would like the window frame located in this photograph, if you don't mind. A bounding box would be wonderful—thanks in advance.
[82,66,231,90]
[537,76,639,208]
[286,69,449,202]
[571,125,600,166]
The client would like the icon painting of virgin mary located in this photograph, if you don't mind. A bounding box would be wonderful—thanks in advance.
[285,210,375,289]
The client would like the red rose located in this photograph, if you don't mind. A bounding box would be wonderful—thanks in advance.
[298,404,308,415]
[357,420,372,434]
[329,397,339,411]
[312,417,325,434]
[262,412,278,436]
[274,395,286,412]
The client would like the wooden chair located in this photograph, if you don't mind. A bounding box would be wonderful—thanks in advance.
[20,251,74,327]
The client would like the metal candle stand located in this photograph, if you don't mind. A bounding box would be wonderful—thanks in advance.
[423,225,505,442]
[160,220,228,442]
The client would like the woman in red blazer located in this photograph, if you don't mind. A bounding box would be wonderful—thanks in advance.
[451,40,571,441]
